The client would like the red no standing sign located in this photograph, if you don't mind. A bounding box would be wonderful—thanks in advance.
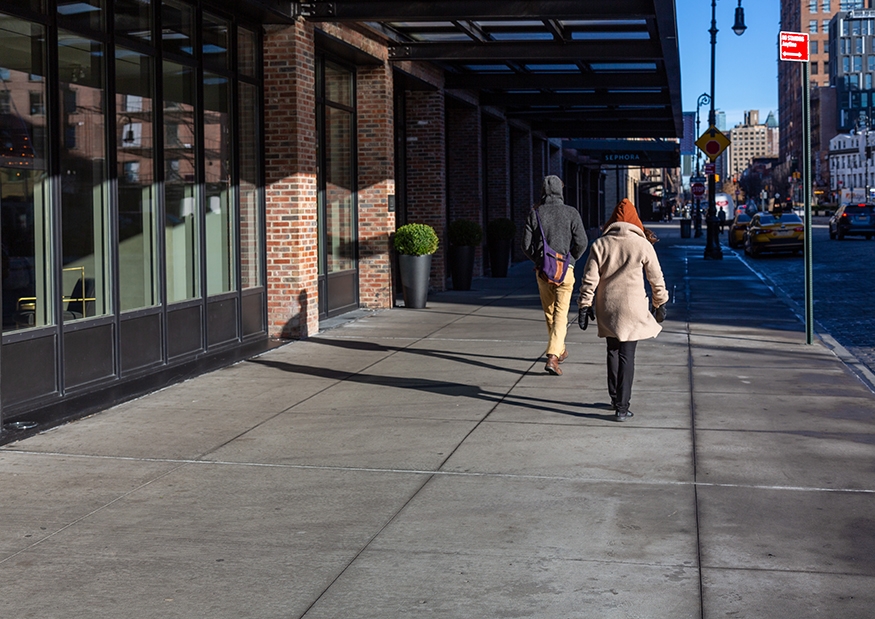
[780,31,809,62]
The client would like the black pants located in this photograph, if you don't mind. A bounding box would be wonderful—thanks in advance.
[606,337,638,414]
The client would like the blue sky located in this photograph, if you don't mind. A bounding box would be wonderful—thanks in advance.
[677,0,781,130]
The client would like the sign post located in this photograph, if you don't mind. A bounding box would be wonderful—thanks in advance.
[781,31,813,344]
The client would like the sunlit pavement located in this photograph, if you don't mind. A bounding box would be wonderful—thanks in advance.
[2,221,874,618]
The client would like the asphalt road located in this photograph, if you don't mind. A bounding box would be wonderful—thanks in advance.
[727,216,875,377]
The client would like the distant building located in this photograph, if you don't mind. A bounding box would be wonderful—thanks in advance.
[829,131,875,201]
[727,111,780,182]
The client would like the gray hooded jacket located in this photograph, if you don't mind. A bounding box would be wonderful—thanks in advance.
[522,175,588,265]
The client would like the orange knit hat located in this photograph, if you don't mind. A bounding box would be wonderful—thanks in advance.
[603,198,646,233]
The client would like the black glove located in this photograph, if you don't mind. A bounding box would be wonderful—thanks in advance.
[578,306,595,330]
[652,303,667,323]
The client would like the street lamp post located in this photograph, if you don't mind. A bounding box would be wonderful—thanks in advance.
[694,92,711,237]
[704,0,746,260]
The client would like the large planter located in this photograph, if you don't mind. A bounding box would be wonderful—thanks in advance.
[449,245,475,291]
[398,253,432,308]
[488,238,512,278]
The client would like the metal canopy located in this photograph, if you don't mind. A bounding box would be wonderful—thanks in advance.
[296,0,682,140]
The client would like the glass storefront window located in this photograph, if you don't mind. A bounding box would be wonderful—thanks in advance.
[238,27,257,78]
[323,98,355,274]
[161,0,194,57]
[204,72,234,295]
[115,0,152,42]
[57,0,104,33]
[325,62,353,107]
[239,81,260,288]
[58,31,109,322]
[203,12,229,70]
[116,47,157,311]
[1,15,51,332]
[163,59,199,303]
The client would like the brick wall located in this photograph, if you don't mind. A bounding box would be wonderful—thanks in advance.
[405,90,447,290]
[510,128,533,261]
[446,103,483,275]
[357,61,395,309]
[263,21,318,339]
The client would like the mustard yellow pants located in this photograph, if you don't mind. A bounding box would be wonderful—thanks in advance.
[536,266,575,357]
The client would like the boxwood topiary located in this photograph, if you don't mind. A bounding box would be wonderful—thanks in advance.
[448,219,483,247]
[393,223,439,256]
[487,217,517,241]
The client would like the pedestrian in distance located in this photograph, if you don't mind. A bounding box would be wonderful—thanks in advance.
[522,175,589,376]
[577,198,668,421]
[718,207,727,233]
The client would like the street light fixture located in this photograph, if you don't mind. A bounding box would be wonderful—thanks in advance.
[704,0,746,260]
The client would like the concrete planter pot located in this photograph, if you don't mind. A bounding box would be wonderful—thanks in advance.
[449,245,475,290]
[398,253,432,308]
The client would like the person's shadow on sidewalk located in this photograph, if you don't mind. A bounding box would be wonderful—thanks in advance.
[247,357,619,422]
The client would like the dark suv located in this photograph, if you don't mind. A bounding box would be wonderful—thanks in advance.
[829,204,875,240]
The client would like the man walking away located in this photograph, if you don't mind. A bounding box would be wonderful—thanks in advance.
[522,175,589,376]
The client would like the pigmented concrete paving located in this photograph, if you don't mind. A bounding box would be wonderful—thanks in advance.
[2,223,875,618]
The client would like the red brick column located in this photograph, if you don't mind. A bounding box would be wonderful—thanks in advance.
[533,136,546,204]
[485,119,510,221]
[447,102,483,275]
[263,22,318,339]
[405,90,446,290]
[357,60,395,309]
[511,128,533,261]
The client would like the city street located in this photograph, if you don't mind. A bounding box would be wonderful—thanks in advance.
[722,216,875,380]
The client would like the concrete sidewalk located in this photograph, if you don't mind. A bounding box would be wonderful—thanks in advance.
[2,223,875,618]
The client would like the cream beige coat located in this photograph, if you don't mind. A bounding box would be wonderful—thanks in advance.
[577,222,669,342]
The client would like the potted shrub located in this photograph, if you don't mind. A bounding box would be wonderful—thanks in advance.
[447,219,482,291]
[487,217,516,278]
[394,223,439,308]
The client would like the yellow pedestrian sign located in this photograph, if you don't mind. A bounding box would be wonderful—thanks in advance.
[695,126,731,162]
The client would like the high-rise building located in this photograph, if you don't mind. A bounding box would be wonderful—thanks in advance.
[779,0,867,200]
[728,111,781,181]
[829,8,875,130]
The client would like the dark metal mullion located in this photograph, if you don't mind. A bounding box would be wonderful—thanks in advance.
[255,25,268,331]
[154,0,170,365]
[351,67,359,308]
[106,0,122,380]
[46,6,67,395]
[229,21,243,341]
[194,2,208,352]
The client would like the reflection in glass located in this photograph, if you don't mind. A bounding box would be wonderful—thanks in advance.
[161,0,193,57]
[116,47,157,311]
[204,72,234,295]
[238,27,257,78]
[1,16,51,332]
[115,0,152,42]
[239,82,260,288]
[325,61,352,107]
[203,12,229,69]
[58,31,109,321]
[324,106,355,273]
[163,60,198,303]
[57,0,104,32]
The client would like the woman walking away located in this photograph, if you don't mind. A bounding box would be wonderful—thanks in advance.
[522,175,589,376]
[577,199,668,421]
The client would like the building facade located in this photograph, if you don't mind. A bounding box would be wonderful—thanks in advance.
[1,1,682,438]
[828,131,875,200]
[727,111,780,181]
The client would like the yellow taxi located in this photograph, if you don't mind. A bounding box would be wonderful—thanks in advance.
[728,211,753,248]
[743,210,804,257]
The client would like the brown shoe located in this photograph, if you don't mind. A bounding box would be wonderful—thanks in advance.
[545,354,562,375]
[558,349,568,364]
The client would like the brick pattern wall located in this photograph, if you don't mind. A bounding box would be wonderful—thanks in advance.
[447,104,483,275]
[357,60,395,308]
[485,119,510,221]
[264,22,318,339]
[405,90,447,290]
[533,137,546,204]
[510,128,533,261]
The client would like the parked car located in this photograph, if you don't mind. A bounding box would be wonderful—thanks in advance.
[744,211,804,256]
[829,204,875,240]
